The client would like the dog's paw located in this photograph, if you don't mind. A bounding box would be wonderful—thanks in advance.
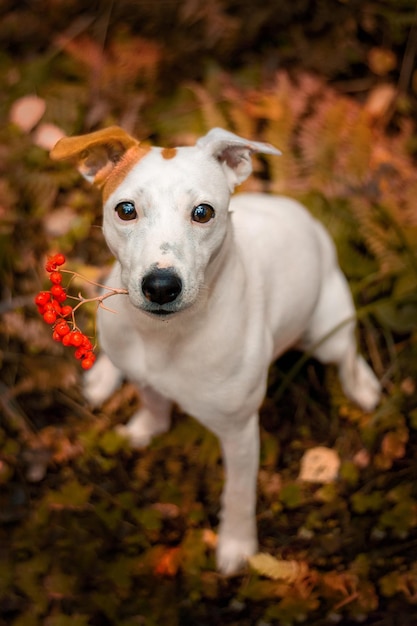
[115,423,152,449]
[83,353,123,407]
[345,355,381,412]
[216,532,257,576]
[116,408,170,449]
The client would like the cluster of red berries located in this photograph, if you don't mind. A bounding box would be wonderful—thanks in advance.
[35,253,96,370]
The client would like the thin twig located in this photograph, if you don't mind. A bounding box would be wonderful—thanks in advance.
[333,591,359,611]
[398,3,417,94]
[70,288,128,313]
[60,268,129,294]
[60,269,128,330]
[67,288,128,330]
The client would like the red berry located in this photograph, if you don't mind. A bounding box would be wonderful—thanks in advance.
[51,299,62,314]
[52,330,62,342]
[55,321,70,336]
[69,331,83,346]
[74,346,85,359]
[54,254,66,266]
[81,356,95,370]
[51,285,66,301]
[61,305,73,318]
[45,260,57,272]
[50,271,62,285]
[43,311,57,324]
[46,253,66,272]
[81,337,93,350]
[62,333,73,346]
[35,292,51,306]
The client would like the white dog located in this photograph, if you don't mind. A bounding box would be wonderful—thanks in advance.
[51,126,380,575]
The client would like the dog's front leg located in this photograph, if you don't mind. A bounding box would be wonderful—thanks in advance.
[216,412,260,575]
[117,385,172,448]
[84,352,124,407]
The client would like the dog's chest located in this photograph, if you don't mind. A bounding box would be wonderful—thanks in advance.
[100,309,266,422]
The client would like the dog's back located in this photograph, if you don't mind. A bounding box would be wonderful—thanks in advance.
[229,193,334,356]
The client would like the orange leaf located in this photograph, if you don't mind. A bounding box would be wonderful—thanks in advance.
[154,547,181,577]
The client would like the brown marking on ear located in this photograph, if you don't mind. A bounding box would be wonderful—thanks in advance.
[102,145,151,203]
[50,126,140,186]
[50,126,138,162]
[161,147,177,160]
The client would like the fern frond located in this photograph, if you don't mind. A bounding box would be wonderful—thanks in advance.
[343,108,373,185]
[22,171,59,215]
[188,82,228,130]
[350,198,403,275]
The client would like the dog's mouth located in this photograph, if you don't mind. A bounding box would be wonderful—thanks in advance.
[136,302,182,318]
[149,308,177,317]
[128,292,183,318]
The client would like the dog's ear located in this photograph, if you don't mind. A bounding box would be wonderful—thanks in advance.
[50,126,139,186]
[196,128,281,190]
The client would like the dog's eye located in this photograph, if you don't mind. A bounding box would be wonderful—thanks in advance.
[115,201,137,221]
[191,204,215,224]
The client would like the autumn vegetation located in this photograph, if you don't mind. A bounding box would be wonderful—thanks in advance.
[1,1,417,624]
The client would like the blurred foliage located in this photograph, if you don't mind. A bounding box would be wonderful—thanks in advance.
[1,0,417,624]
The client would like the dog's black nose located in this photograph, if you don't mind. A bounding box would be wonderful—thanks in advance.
[141,269,182,305]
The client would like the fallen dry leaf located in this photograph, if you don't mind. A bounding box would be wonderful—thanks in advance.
[353,448,371,469]
[33,123,65,150]
[202,529,218,550]
[298,446,341,483]
[249,553,309,583]
[151,502,181,518]
[381,429,408,461]
[9,95,46,132]
[154,547,182,577]
[365,83,397,120]
[367,47,397,76]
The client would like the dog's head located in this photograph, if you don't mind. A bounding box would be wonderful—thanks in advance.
[51,127,280,317]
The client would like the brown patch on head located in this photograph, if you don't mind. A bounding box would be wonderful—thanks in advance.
[161,147,177,160]
[102,145,151,203]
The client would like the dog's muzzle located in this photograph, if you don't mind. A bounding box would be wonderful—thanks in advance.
[141,268,182,306]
